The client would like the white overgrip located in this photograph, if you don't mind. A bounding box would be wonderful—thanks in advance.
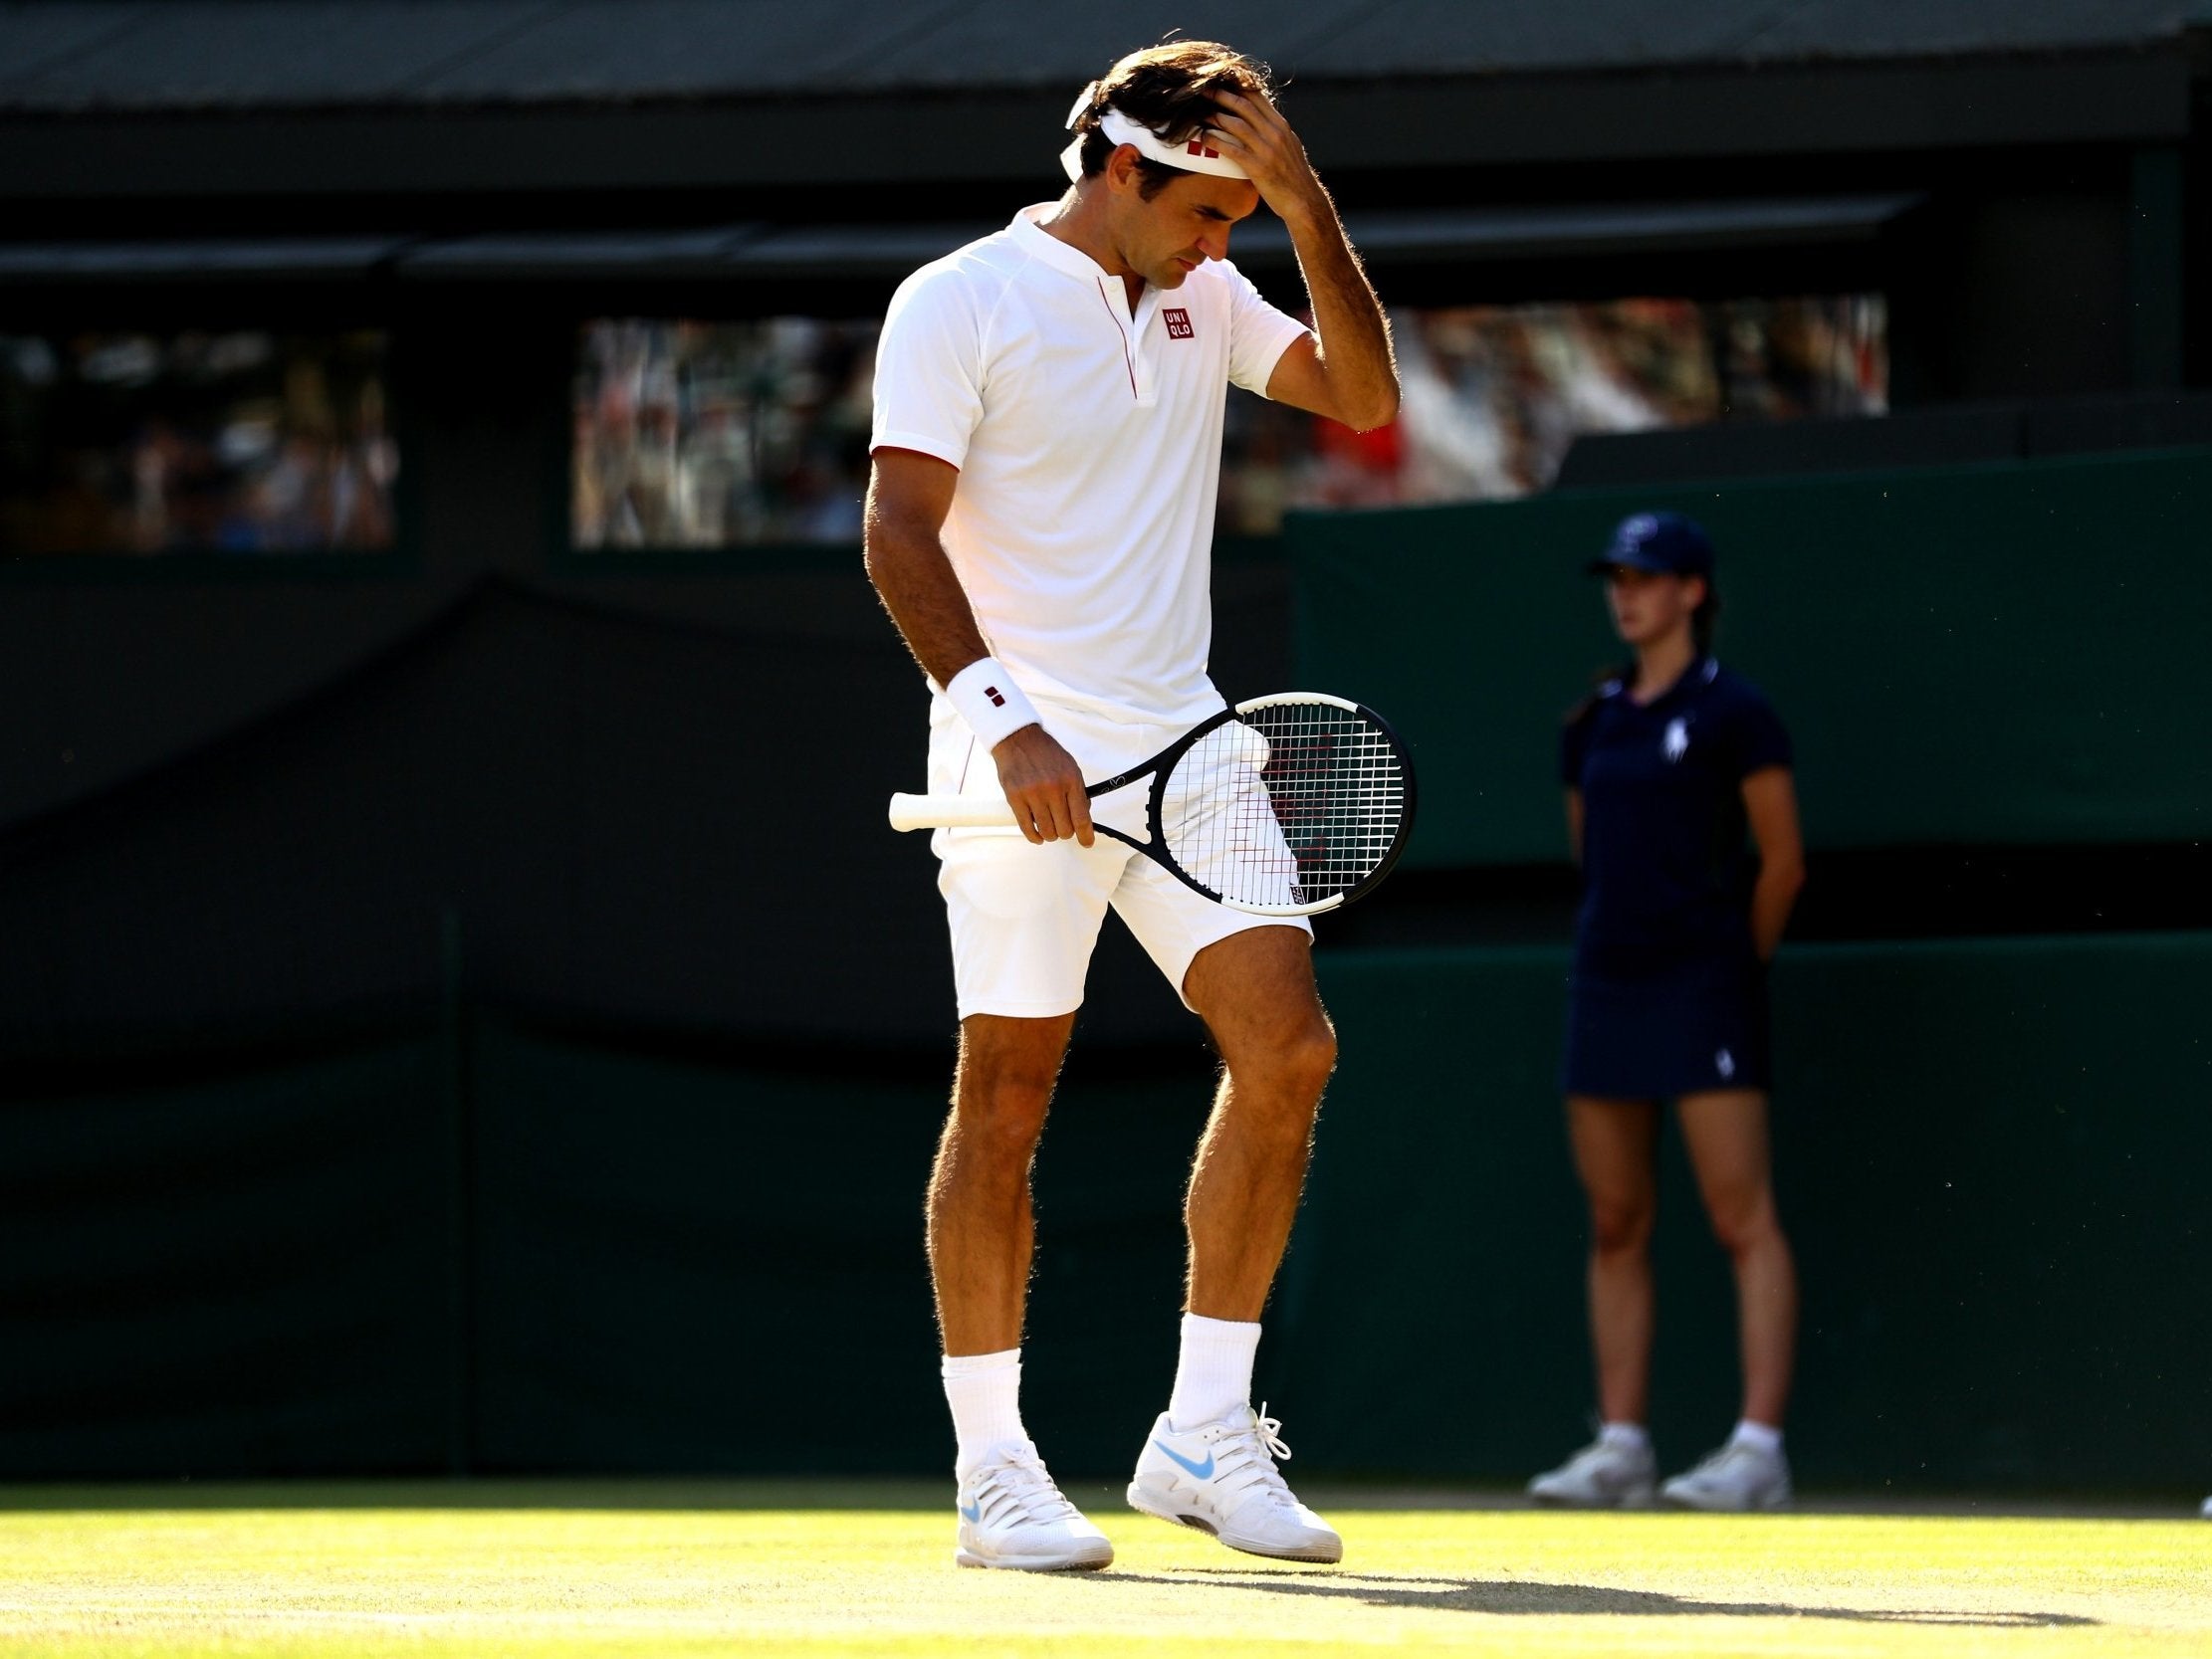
[886,793,1022,833]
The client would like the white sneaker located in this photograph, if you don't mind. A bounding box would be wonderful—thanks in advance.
[953,1440,1113,1571]
[1127,1402,1343,1563]
[1660,1440,1793,1512]
[1527,1436,1658,1508]
[2199,1495,2211,1519]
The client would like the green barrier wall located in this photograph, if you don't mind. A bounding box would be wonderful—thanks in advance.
[1269,933,2212,1492]
[0,1039,456,1477]
[0,1023,1215,1482]
[463,1024,1205,1478]
[1288,449,2212,866]
[3,933,2205,1492]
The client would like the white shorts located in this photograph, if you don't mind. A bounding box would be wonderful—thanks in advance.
[927,702,1312,1020]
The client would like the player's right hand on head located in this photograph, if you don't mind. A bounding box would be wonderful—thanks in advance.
[991,726,1094,847]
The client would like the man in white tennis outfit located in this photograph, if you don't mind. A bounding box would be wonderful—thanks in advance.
[864,42,1397,1571]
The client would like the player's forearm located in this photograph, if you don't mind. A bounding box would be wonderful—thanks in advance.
[1279,188,1398,431]
[862,520,991,689]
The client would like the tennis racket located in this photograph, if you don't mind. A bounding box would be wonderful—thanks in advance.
[887,692,1416,917]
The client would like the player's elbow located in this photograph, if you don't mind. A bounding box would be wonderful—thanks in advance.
[1339,378,1400,435]
[861,516,919,589]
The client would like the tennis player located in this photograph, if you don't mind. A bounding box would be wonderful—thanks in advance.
[1527,512,1807,1512]
[864,42,1396,1571]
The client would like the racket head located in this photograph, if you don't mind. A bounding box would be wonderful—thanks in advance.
[1147,693,1417,916]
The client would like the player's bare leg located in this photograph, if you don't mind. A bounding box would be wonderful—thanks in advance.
[1181,925,1336,1319]
[929,1009,1111,1570]
[1125,924,1342,1563]
[1676,1089,1796,1427]
[927,1011,1076,1355]
[1566,1096,1662,1424]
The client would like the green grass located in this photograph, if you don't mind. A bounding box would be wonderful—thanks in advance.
[0,1482,2204,1658]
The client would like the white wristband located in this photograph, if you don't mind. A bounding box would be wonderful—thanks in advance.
[945,657,1043,752]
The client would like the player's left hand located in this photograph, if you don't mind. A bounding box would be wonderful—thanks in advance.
[1206,90,1324,224]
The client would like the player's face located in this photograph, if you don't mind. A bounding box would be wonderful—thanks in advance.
[1603,566,1703,646]
[1108,166,1260,290]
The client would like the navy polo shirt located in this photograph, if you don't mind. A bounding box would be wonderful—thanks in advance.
[1560,658,1792,975]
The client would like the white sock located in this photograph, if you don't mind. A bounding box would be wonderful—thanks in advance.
[1730,1418,1784,1456]
[942,1348,1026,1476]
[1167,1314,1261,1430]
[1599,1420,1651,1453]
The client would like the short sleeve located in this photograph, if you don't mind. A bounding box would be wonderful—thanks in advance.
[870,264,988,470]
[1726,687,1793,778]
[1220,261,1311,397]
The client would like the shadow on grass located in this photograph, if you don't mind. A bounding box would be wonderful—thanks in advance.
[1095,1567,2099,1627]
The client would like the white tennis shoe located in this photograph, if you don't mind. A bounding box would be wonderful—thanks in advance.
[2199,1494,2211,1519]
[1660,1440,1793,1511]
[1527,1435,1659,1508]
[953,1440,1113,1571]
[1127,1402,1343,1562]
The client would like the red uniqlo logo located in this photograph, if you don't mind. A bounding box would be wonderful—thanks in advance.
[984,685,1005,707]
[1187,137,1219,158]
[1163,308,1194,339]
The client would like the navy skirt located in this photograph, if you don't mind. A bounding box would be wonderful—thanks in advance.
[1561,950,1772,1099]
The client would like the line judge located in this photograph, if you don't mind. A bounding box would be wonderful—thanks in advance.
[863,42,1398,1571]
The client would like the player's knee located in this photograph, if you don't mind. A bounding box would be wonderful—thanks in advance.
[954,1066,1053,1158]
[1244,1012,1334,1100]
[1277,1018,1337,1100]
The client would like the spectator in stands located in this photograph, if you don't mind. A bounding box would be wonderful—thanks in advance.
[1528,511,1807,1512]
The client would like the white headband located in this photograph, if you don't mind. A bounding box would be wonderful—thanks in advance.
[1057,85,1249,183]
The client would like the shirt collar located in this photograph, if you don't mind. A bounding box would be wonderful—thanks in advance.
[1655,654,1716,707]
[1010,202,1131,287]
[1627,654,1715,711]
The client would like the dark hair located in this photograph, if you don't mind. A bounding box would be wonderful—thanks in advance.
[1069,40,1274,201]
[1690,574,1720,656]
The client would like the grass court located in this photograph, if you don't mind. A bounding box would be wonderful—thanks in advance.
[2,1481,2205,1658]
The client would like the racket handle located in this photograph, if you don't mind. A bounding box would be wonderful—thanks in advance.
[887,792,1021,832]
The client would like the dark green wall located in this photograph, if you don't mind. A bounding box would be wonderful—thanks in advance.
[5,933,2205,1493]
[1272,934,2212,1493]
[1290,448,2212,866]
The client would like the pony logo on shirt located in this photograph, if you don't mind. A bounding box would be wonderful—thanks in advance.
[1163,308,1194,339]
[1662,717,1691,762]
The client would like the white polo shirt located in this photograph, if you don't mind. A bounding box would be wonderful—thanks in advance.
[871,203,1309,754]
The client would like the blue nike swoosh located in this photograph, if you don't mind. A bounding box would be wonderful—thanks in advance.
[959,1500,982,1522]
[1153,1440,1215,1480]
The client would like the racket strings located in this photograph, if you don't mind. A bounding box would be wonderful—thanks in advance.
[1163,704,1410,909]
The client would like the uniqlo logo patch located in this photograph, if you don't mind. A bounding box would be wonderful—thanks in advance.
[984,685,1006,707]
[1163,308,1194,339]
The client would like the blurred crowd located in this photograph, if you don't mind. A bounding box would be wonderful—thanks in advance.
[1,297,1880,557]
[574,296,1883,547]
[573,319,875,548]
[0,332,397,555]
[1217,296,1887,532]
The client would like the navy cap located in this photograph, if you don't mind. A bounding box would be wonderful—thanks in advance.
[1587,511,1714,577]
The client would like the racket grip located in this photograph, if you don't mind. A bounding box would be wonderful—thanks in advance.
[887,792,1021,832]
